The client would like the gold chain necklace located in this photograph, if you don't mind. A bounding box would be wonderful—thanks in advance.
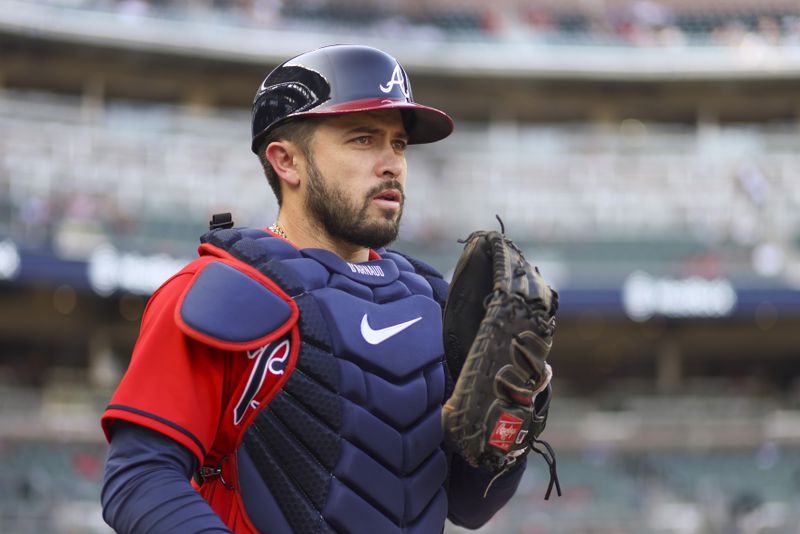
[268,222,288,239]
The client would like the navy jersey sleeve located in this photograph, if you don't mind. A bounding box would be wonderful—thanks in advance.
[102,421,233,534]
[446,454,526,529]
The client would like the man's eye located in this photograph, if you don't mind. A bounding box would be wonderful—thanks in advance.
[353,136,370,145]
[393,140,408,151]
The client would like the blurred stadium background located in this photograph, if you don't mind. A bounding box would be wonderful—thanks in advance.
[2,0,800,532]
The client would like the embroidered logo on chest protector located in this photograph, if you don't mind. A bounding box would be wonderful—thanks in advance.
[360,314,421,345]
[233,339,290,425]
[347,262,385,277]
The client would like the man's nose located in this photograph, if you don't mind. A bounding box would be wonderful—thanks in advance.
[377,144,405,179]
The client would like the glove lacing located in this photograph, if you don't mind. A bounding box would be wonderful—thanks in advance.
[531,436,561,500]
[480,436,561,500]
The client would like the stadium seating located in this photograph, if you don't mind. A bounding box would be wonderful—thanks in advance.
[19,0,800,46]
[2,91,798,265]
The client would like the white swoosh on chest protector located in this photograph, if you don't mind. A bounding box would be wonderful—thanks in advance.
[360,314,422,345]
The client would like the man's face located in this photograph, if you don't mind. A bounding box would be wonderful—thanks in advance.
[302,110,408,250]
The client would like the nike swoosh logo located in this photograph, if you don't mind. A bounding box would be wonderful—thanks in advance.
[360,314,422,345]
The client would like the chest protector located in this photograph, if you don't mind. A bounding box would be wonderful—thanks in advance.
[179,227,451,534]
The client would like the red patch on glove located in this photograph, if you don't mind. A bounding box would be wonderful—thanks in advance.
[488,412,523,451]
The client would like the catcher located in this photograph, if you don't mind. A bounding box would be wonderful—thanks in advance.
[101,45,558,534]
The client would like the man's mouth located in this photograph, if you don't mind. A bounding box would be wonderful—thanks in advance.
[374,189,401,202]
[372,189,402,209]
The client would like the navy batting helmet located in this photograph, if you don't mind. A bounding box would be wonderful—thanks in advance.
[250,44,454,153]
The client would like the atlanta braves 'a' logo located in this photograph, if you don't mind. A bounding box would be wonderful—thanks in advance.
[379,63,410,99]
[233,339,290,425]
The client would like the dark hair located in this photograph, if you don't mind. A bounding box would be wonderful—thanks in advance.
[256,118,319,206]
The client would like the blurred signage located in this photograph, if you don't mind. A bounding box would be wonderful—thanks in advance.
[87,244,190,296]
[622,271,737,321]
[0,239,21,280]
[2,238,799,319]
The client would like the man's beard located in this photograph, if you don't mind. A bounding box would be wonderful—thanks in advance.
[304,154,404,250]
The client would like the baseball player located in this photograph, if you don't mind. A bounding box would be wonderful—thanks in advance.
[100,45,557,533]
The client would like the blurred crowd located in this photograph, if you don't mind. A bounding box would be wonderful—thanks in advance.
[2,90,798,268]
[8,191,138,256]
[32,0,800,47]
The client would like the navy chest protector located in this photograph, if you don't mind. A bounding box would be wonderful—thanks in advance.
[183,227,452,533]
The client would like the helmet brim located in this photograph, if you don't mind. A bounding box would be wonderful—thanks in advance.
[299,98,454,145]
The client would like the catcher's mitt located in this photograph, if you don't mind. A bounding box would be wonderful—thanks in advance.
[442,225,560,496]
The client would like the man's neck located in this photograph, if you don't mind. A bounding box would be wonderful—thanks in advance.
[275,212,370,263]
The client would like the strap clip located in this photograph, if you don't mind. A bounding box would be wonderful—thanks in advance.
[209,212,234,230]
[195,455,234,490]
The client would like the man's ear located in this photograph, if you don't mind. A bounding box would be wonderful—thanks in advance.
[265,141,301,187]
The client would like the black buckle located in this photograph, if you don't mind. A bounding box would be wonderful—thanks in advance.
[209,212,234,230]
